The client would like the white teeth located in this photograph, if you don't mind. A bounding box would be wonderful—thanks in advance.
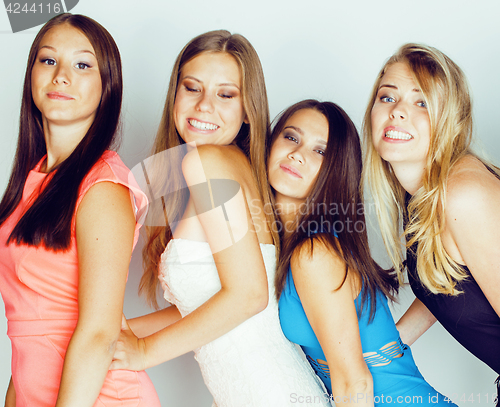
[385,130,413,140]
[189,119,219,131]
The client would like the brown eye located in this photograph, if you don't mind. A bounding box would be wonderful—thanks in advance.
[41,58,56,66]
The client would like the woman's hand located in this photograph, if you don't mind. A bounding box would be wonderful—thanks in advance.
[122,145,269,369]
[110,315,147,371]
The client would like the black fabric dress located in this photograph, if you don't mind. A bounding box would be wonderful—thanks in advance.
[407,248,500,374]
[405,195,500,401]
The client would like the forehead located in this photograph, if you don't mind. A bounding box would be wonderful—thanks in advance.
[286,108,329,141]
[180,52,241,84]
[39,23,94,52]
[379,62,418,88]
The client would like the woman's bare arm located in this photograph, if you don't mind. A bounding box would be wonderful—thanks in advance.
[111,145,268,371]
[395,298,436,346]
[127,306,182,338]
[292,240,373,406]
[55,182,136,407]
[4,377,15,407]
[445,159,500,317]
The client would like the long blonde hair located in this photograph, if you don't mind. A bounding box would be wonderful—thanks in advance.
[362,43,495,295]
[140,30,278,308]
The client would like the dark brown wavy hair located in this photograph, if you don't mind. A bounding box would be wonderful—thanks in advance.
[271,100,398,319]
[0,13,123,250]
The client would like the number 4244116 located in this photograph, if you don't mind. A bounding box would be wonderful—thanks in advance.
[5,3,62,14]
[444,393,496,404]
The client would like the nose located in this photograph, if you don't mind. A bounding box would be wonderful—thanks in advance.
[52,64,70,86]
[390,101,406,120]
[196,91,214,113]
[287,147,304,164]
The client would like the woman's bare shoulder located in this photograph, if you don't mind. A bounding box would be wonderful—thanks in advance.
[291,237,346,284]
[182,144,251,183]
[446,155,500,221]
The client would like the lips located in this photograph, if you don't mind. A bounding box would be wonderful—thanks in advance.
[47,91,74,100]
[188,118,219,131]
[384,126,413,141]
[280,164,302,178]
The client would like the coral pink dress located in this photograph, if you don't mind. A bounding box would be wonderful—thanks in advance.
[0,151,160,407]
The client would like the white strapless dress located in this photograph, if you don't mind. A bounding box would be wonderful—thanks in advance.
[159,239,332,407]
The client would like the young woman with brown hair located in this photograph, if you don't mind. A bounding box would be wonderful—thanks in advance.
[110,31,329,407]
[0,13,160,407]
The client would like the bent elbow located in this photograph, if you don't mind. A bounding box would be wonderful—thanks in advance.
[253,291,269,314]
[333,370,373,401]
[244,287,269,316]
[346,376,373,401]
[76,326,121,357]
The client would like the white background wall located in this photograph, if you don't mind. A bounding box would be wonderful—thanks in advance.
[0,0,499,405]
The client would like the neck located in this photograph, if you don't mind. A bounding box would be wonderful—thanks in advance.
[274,194,306,238]
[389,161,425,195]
[42,117,94,172]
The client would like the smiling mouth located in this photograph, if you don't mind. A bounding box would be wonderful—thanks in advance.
[188,119,219,131]
[385,130,413,140]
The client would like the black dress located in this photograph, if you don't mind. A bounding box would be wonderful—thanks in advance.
[405,195,500,402]
[407,247,500,374]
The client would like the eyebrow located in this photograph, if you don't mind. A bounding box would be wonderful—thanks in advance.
[378,84,421,93]
[182,75,240,89]
[39,45,96,57]
[284,125,327,145]
[284,125,303,135]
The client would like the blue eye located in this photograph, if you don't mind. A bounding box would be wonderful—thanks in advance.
[380,96,395,103]
[417,100,427,108]
[75,62,90,70]
[315,149,325,156]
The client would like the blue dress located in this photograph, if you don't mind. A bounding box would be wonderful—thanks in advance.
[279,268,456,406]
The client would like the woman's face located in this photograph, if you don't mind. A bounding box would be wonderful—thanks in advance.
[174,52,247,146]
[268,108,328,206]
[370,62,431,168]
[31,23,102,129]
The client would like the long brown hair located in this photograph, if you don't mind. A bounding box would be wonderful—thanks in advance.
[141,30,278,308]
[0,13,122,250]
[272,100,398,319]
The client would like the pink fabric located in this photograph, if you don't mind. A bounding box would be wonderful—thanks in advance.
[0,151,160,406]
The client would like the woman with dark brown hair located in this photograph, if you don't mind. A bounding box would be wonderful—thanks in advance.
[0,14,160,407]
[274,100,453,406]
[110,31,329,406]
